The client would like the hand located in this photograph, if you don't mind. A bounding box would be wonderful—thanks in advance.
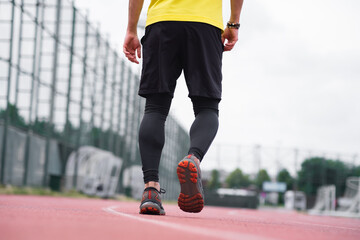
[123,31,141,64]
[221,27,238,52]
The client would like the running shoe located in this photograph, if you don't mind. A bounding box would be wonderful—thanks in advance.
[139,187,166,215]
[177,154,204,213]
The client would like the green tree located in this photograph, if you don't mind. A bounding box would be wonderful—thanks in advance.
[90,127,101,147]
[62,120,82,146]
[276,168,294,190]
[297,157,348,197]
[348,165,360,177]
[276,168,294,204]
[32,118,60,138]
[255,169,271,190]
[208,169,221,190]
[226,168,252,188]
[0,103,27,129]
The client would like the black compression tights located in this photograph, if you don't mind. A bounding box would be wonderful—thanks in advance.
[139,93,219,183]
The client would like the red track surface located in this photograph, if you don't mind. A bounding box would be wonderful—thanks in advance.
[0,195,359,240]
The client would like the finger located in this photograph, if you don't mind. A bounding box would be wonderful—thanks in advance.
[124,50,134,59]
[225,41,236,49]
[224,45,234,51]
[124,46,139,63]
[221,34,225,45]
[132,58,139,64]
[223,46,231,51]
[137,45,141,59]
[123,46,128,55]
[128,54,138,64]
[224,42,235,51]
[131,53,139,64]
[223,45,231,51]
[124,50,139,64]
[128,56,139,64]
[129,53,139,64]
[123,46,133,56]
[226,40,236,46]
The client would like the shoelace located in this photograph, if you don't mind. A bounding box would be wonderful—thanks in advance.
[159,188,166,194]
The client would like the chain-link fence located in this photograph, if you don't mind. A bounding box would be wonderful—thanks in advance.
[0,0,189,199]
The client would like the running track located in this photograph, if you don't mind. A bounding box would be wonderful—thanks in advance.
[0,195,359,240]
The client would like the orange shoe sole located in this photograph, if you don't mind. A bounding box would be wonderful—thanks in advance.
[139,202,165,215]
[177,160,204,213]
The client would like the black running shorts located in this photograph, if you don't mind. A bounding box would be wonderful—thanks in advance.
[139,21,223,100]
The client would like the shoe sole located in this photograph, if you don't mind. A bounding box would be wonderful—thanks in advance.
[177,159,204,213]
[139,202,165,215]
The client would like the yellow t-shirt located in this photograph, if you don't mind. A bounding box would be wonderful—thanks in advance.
[146,0,223,30]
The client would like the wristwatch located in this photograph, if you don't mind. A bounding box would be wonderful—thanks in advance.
[227,21,240,29]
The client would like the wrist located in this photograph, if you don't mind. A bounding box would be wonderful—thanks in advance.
[127,23,138,34]
[226,21,240,29]
[229,15,240,23]
[126,28,138,36]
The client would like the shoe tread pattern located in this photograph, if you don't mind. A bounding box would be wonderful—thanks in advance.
[140,202,165,215]
[177,159,204,213]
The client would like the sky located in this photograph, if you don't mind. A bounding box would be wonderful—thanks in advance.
[75,0,360,172]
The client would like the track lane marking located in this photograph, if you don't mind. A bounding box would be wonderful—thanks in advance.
[103,206,277,240]
[227,210,360,231]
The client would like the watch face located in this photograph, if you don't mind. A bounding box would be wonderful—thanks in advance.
[227,23,240,29]
[227,22,240,29]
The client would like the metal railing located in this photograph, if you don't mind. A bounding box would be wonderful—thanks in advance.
[0,0,189,198]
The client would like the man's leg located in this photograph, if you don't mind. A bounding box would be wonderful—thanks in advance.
[177,96,219,213]
[137,22,182,215]
[188,96,220,161]
[138,93,171,215]
[139,93,172,187]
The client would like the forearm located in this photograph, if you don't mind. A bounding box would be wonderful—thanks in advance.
[127,0,144,33]
[229,0,244,23]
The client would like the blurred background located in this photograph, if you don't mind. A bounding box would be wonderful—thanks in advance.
[0,0,359,216]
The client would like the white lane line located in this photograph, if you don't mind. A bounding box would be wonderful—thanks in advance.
[103,206,277,240]
[287,220,360,231]
[227,210,360,231]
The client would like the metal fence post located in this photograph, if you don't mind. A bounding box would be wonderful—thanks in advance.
[115,60,125,157]
[109,52,118,153]
[90,32,101,146]
[43,0,62,187]
[124,68,133,161]
[73,15,89,189]
[34,0,45,120]
[62,1,77,184]
[117,67,133,193]
[130,75,140,163]
[14,0,25,106]
[23,0,41,185]
[0,0,16,185]
[99,42,109,149]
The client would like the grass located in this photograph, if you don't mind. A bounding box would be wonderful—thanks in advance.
[0,185,101,199]
[0,185,147,202]
[0,185,176,203]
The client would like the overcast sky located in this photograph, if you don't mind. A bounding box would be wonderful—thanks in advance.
[75,0,360,170]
